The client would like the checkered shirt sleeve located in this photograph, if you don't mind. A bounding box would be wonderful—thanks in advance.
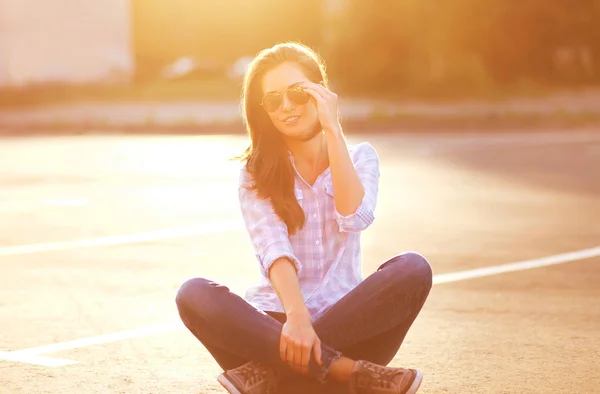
[334,142,380,232]
[238,166,303,281]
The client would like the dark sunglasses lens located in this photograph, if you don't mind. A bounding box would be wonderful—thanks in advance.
[288,88,309,105]
[262,95,282,112]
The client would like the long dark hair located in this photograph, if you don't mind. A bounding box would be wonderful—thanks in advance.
[238,42,328,235]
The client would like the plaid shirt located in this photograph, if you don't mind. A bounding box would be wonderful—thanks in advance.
[238,142,380,321]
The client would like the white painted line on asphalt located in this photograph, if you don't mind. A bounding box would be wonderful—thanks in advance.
[0,221,243,257]
[433,245,600,285]
[3,244,598,366]
[12,322,184,358]
[0,350,77,367]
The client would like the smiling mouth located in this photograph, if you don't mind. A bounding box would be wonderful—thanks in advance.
[282,115,301,125]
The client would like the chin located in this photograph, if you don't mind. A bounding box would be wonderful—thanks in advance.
[280,121,321,141]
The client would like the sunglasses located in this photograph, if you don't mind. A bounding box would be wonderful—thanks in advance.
[261,86,310,113]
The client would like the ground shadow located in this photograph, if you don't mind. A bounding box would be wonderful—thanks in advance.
[425,138,600,198]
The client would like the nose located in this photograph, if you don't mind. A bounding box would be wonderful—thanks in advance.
[281,92,294,112]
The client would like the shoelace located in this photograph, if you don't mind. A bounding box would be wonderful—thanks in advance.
[235,362,277,393]
[356,363,402,389]
[237,364,266,387]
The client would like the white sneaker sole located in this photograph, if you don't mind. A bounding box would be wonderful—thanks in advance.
[217,373,242,394]
[406,370,423,394]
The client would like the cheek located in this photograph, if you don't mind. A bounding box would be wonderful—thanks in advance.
[266,110,282,127]
[304,104,319,122]
[268,112,279,124]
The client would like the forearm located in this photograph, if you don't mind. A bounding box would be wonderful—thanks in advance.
[268,258,310,320]
[325,128,365,215]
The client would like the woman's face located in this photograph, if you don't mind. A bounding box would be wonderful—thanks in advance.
[261,62,321,141]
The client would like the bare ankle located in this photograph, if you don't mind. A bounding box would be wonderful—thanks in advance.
[327,356,356,383]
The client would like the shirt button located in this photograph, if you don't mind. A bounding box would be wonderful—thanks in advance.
[315,240,320,245]
[313,213,317,219]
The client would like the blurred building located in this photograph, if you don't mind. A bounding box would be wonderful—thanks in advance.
[0,0,134,87]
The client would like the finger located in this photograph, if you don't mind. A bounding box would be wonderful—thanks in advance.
[280,335,287,362]
[301,81,328,91]
[301,85,327,102]
[301,343,311,374]
[313,338,323,365]
[286,341,295,367]
[302,82,335,97]
[302,87,328,109]
[301,89,324,110]
[294,342,303,372]
[303,86,337,109]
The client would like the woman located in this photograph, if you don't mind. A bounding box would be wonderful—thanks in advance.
[175,42,432,394]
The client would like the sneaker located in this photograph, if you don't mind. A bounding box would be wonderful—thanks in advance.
[349,360,423,394]
[217,360,279,394]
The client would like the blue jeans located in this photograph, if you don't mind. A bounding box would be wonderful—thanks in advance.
[175,252,432,393]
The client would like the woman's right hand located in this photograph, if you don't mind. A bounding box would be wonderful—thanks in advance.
[280,313,323,375]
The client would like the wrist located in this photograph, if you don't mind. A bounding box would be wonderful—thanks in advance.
[286,308,311,322]
[324,123,342,136]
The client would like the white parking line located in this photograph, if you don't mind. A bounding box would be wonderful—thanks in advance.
[0,221,243,257]
[0,350,77,367]
[0,323,186,366]
[2,244,598,367]
[432,245,600,284]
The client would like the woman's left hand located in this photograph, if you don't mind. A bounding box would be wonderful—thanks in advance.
[299,82,341,134]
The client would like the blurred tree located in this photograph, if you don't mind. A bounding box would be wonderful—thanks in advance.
[330,0,600,96]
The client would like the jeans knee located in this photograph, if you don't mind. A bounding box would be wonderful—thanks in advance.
[389,251,433,291]
[406,252,433,288]
[175,277,213,313]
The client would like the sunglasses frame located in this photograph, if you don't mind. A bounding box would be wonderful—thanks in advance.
[260,86,310,113]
